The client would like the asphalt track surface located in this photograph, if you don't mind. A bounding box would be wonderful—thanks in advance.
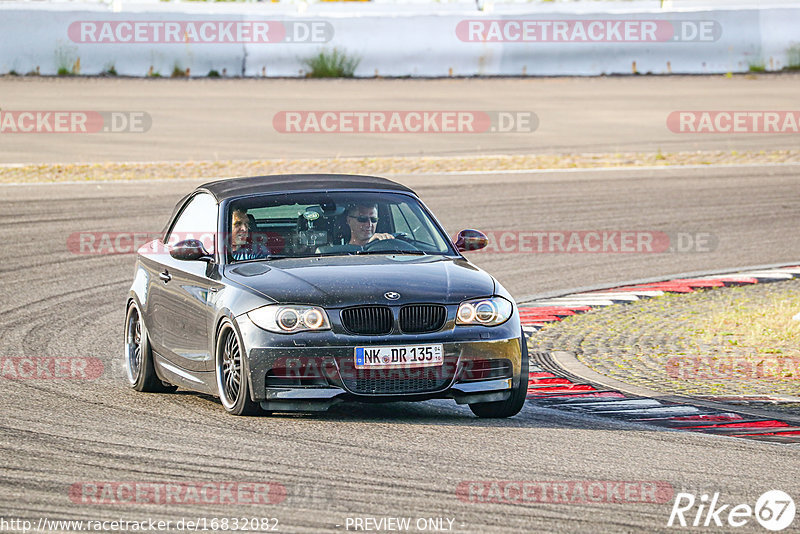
[1,78,800,533]
[2,75,800,163]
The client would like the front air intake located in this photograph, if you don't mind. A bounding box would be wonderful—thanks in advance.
[399,304,447,333]
[340,306,393,335]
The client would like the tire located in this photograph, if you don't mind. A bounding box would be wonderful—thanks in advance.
[468,332,529,418]
[215,321,262,416]
[124,302,177,393]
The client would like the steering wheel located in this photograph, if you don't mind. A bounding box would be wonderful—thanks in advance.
[362,235,420,252]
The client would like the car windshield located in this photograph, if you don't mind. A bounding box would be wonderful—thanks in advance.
[225,191,455,262]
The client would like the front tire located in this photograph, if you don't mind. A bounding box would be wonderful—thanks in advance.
[215,321,262,416]
[124,302,176,393]
[468,333,529,418]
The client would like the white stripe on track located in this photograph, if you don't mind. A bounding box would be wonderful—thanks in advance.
[3,161,800,187]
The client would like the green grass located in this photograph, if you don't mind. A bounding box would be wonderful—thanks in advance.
[700,290,800,357]
[748,60,766,73]
[55,46,78,76]
[302,48,360,78]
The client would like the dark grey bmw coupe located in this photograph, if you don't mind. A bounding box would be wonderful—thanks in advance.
[124,174,528,416]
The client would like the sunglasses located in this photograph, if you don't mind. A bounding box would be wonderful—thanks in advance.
[348,215,379,223]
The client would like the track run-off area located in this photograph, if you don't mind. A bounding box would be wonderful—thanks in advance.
[1,76,799,533]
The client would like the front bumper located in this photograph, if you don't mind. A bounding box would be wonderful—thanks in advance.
[236,315,523,412]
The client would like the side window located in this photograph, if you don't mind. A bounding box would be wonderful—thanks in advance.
[166,193,217,254]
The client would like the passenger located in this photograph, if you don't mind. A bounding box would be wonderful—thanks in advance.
[346,204,394,246]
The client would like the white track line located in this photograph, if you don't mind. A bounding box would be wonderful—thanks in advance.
[2,161,800,187]
[419,161,800,176]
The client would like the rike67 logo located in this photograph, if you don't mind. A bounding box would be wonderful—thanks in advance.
[668,490,795,531]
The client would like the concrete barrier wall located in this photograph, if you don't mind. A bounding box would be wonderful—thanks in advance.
[0,6,797,77]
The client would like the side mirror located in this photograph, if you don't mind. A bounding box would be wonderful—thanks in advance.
[170,239,213,262]
[454,229,488,252]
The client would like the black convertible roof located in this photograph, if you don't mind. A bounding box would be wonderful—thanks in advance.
[198,174,415,200]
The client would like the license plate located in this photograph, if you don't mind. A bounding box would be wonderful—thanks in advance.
[354,344,443,369]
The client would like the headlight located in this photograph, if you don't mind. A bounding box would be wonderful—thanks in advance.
[248,305,331,334]
[456,297,513,327]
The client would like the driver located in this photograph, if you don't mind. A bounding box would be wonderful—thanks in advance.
[346,204,395,246]
[230,207,270,261]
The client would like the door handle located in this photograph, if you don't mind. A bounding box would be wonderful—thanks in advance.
[159,270,171,283]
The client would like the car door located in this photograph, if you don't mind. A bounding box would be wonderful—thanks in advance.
[150,192,219,372]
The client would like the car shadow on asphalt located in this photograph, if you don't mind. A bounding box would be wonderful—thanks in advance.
[183,391,626,431]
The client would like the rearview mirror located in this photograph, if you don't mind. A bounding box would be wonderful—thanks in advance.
[170,239,213,262]
[454,229,488,252]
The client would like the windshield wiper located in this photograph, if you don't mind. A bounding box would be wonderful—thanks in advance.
[355,250,428,256]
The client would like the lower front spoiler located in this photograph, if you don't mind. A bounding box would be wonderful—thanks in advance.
[259,377,513,412]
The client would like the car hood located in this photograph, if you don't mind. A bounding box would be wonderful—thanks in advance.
[224,255,495,307]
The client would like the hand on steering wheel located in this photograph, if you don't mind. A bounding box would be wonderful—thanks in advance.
[362,234,419,252]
